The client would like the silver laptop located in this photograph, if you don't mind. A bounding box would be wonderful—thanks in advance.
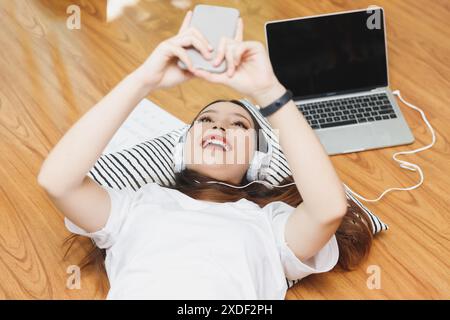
[265,7,414,155]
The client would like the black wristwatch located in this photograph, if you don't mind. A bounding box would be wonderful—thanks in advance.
[259,89,293,117]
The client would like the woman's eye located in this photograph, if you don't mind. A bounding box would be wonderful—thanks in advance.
[232,121,248,129]
[197,116,212,123]
[197,116,247,129]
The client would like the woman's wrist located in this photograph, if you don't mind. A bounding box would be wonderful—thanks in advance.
[251,81,287,108]
[129,66,158,96]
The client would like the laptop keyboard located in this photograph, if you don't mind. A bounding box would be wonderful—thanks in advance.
[297,93,397,130]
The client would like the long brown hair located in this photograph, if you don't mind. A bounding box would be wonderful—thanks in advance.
[63,100,372,276]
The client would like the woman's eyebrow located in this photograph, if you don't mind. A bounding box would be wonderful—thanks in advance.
[198,109,217,116]
[198,110,252,126]
[233,113,253,128]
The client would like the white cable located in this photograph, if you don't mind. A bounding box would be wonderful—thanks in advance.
[345,90,436,202]
[196,179,296,189]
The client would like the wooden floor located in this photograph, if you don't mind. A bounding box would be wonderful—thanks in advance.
[0,0,449,299]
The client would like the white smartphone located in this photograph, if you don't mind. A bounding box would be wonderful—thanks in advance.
[177,5,240,73]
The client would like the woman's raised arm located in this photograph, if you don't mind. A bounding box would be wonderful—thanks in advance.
[192,36,348,262]
[37,11,212,232]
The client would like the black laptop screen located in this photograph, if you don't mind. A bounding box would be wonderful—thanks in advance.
[266,9,388,100]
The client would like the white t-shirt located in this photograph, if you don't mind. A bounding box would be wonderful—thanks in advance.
[65,182,339,299]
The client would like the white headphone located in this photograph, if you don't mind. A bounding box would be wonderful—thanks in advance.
[173,126,189,174]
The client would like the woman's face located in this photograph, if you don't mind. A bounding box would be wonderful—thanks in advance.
[184,101,257,184]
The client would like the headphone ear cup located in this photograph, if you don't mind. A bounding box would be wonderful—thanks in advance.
[173,141,183,173]
[257,151,272,181]
[246,151,265,182]
[173,126,190,173]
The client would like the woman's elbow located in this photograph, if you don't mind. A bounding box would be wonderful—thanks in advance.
[37,166,66,198]
[328,189,349,221]
[37,170,57,196]
[333,203,348,221]
[315,200,348,225]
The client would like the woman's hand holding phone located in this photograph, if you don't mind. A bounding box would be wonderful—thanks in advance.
[191,21,283,104]
[135,11,213,91]
[133,9,282,103]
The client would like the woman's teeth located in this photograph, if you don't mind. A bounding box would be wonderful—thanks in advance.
[202,138,230,151]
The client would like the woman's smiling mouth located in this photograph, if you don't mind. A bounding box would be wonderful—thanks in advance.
[201,134,231,152]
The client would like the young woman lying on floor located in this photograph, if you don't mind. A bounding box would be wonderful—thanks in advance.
[38,11,372,299]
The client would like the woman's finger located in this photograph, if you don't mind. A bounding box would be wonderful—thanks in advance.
[189,27,214,52]
[167,43,194,72]
[178,11,192,34]
[174,34,212,60]
[225,45,236,77]
[234,18,244,42]
[213,37,228,67]
[233,42,248,67]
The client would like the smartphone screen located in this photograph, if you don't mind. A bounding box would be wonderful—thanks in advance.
[178,5,240,73]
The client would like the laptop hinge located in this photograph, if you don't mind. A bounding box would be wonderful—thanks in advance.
[371,87,388,92]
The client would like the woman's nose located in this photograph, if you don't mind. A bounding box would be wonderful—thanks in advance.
[212,125,226,132]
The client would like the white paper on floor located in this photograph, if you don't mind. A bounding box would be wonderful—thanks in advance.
[103,99,186,154]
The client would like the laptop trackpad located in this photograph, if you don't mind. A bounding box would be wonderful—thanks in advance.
[316,124,393,155]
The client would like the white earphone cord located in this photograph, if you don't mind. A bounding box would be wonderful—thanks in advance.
[345,90,436,202]
[202,90,435,202]
[203,179,296,189]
